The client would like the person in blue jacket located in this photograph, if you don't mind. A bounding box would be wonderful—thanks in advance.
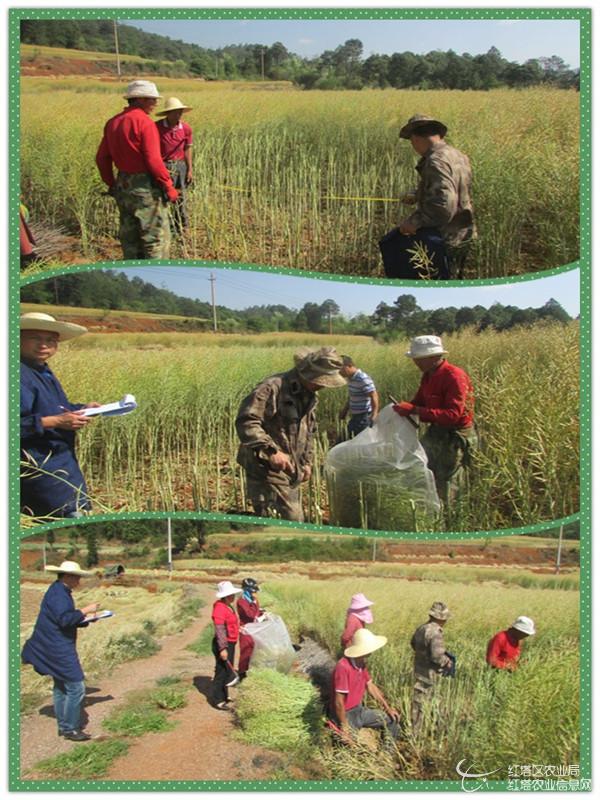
[20,312,100,519]
[22,560,100,741]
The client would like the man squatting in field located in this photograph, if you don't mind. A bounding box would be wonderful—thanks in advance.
[20,312,100,519]
[410,601,453,735]
[486,615,536,671]
[236,346,346,522]
[155,97,194,234]
[383,114,476,280]
[329,628,400,744]
[393,335,477,509]
[339,355,379,438]
[96,80,179,259]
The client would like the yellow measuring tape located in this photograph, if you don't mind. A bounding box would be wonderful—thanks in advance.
[216,184,401,203]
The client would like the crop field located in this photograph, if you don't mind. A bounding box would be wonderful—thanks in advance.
[22,322,579,531]
[20,79,579,277]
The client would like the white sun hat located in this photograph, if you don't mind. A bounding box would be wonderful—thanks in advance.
[20,312,87,341]
[156,96,193,115]
[215,580,243,599]
[344,627,388,658]
[123,80,161,99]
[511,616,536,636]
[45,560,95,577]
[405,335,448,359]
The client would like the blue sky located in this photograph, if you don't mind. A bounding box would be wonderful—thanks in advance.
[119,267,580,318]
[122,18,580,67]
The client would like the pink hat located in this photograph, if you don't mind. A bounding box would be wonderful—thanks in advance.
[349,593,374,611]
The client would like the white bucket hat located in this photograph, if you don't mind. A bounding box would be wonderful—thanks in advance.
[405,335,448,359]
[511,616,536,636]
[20,312,87,341]
[45,560,94,577]
[123,80,161,100]
[156,96,193,115]
[215,580,243,599]
[344,627,387,658]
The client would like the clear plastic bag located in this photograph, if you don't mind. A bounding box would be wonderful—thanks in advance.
[325,405,440,530]
[243,613,296,673]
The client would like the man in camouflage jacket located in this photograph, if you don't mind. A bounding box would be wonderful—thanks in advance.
[236,347,345,522]
[410,601,453,735]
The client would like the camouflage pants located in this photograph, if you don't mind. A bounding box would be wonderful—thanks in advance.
[411,671,435,735]
[165,160,189,233]
[421,425,478,507]
[246,478,303,522]
[114,172,171,259]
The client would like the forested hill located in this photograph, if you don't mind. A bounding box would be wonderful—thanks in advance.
[21,19,579,90]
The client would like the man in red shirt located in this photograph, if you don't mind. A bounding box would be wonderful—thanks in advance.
[487,616,536,671]
[393,335,477,509]
[155,97,193,234]
[329,628,400,743]
[96,80,179,260]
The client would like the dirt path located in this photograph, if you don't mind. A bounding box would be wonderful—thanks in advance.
[21,586,280,781]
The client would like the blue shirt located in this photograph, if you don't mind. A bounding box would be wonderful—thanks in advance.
[20,359,90,517]
[347,369,376,415]
[22,581,88,682]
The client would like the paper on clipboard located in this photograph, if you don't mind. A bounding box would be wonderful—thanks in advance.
[81,395,137,418]
[85,610,114,622]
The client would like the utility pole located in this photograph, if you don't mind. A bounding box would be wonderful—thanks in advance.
[113,20,121,78]
[372,539,377,561]
[215,55,219,79]
[210,273,218,332]
[555,524,564,574]
[261,47,265,81]
[166,517,173,577]
[42,538,47,570]
[328,307,333,335]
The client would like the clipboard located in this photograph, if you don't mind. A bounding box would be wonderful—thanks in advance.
[81,395,137,418]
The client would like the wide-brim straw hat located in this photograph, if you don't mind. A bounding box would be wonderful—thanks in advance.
[156,96,193,115]
[511,616,536,636]
[399,114,448,139]
[349,593,374,611]
[405,335,448,359]
[20,312,87,341]
[45,560,94,577]
[294,346,347,389]
[216,580,243,599]
[429,601,451,621]
[123,80,161,100]
[344,627,387,658]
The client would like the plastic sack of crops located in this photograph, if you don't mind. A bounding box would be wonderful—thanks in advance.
[325,404,440,530]
[243,613,296,673]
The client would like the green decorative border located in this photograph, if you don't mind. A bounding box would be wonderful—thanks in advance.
[9,5,591,793]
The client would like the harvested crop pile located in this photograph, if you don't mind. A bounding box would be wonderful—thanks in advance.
[235,668,323,751]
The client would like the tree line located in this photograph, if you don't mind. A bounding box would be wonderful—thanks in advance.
[21,270,573,337]
[21,20,579,90]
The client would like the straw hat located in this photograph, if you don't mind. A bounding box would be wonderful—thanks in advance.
[294,346,346,389]
[215,580,243,599]
[344,627,387,658]
[405,335,448,359]
[399,114,448,139]
[123,80,161,100]
[156,96,192,115]
[349,593,374,611]
[429,601,451,621]
[20,312,87,341]
[511,616,536,636]
[45,560,94,577]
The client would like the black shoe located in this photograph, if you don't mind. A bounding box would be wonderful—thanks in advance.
[63,730,91,741]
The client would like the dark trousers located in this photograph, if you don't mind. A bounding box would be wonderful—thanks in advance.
[211,638,237,704]
[332,704,400,740]
[380,227,450,280]
[348,413,372,438]
[166,160,189,232]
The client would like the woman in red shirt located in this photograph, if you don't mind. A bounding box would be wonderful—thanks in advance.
[236,577,264,679]
[211,581,242,709]
[486,616,536,671]
[341,593,375,649]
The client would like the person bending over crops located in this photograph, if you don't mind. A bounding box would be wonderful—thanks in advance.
[393,335,477,510]
[96,80,179,260]
[236,346,346,521]
[329,628,400,744]
[237,577,265,680]
[486,616,536,671]
[341,593,375,649]
[155,97,193,235]
[339,356,379,438]
[211,581,243,709]
[380,114,475,280]
[22,560,100,741]
[410,601,454,736]
[20,312,101,519]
